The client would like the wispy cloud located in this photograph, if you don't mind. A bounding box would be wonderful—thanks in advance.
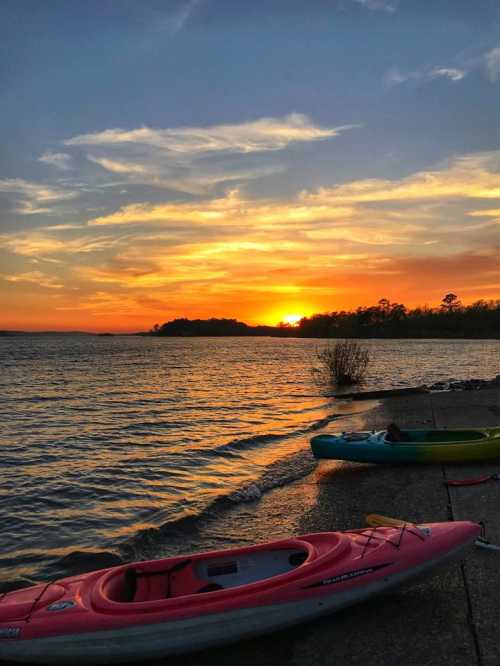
[5,151,500,262]
[353,0,398,12]
[86,154,285,194]
[145,0,201,37]
[0,178,78,214]
[385,45,500,89]
[86,188,358,229]
[429,67,465,82]
[4,151,499,326]
[87,156,147,175]
[0,232,126,259]
[65,114,349,155]
[169,0,200,34]
[153,164,287,195]
[14,202,54,215]
[40,223,86,231]
[83,151,500,256]
[485,47,500,82]
[0,178,76,202]
[38,152,73,171]
[1,270,64,289]
[384,65,466,87]
[468,207,500,217]
[303,153,500,203]
[60,114,352,195]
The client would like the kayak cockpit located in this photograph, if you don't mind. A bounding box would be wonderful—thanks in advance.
[101,544,313,604]
[384,429,488,445]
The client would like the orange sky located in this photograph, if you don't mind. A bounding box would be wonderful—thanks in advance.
[0,134,500,332]
[2,164,500,332]
[2,157,500,332]
[2,5,500,332]
[2,229,499,332]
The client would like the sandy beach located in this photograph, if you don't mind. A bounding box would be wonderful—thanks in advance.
[154,387,500,666]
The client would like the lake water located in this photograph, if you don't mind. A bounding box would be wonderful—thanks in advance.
[1,335,498,586]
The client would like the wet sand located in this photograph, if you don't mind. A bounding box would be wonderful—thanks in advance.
[161,387,500,666]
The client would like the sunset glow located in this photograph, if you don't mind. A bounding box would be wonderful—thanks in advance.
[1,3,500,332]
[281,314,304,327]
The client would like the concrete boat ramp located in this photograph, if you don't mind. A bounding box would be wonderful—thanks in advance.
[3,388,498,666]
[161,387,500,666]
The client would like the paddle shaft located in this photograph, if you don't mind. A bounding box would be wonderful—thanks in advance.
[366,514,410,528]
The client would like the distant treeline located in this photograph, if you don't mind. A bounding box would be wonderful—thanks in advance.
[149,295,500,339]
[295,296,500,338]
[149,318,281,337]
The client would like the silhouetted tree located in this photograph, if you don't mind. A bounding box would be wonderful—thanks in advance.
[148,297,500,339]
[440,293,462,312]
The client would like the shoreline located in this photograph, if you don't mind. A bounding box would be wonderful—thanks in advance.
[2,330,500,340]
[159,386,500,666]
[336,375,500,400]
[1,386,499,664]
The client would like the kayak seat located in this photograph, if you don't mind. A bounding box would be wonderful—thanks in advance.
[168,563,223,598]
[196,582,224,593]
[386,423,412,443]
[289,551,308,567]
[122,568,137,602]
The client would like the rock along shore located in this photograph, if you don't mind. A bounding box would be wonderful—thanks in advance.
[337,374,500,400]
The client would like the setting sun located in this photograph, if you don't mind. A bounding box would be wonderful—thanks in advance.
[281,314,304,327]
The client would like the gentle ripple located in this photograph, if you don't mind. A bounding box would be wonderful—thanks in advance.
[0,335,498,584]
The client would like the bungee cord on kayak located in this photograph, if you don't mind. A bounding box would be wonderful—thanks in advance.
[24,580,57,624]
[349,523,427,560]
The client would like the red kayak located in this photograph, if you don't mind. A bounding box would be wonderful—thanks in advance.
[0,521,479,665]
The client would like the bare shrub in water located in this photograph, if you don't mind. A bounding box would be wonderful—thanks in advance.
[317,340,370,387]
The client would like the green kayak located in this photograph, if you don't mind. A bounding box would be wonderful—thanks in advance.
[310,427,500,464]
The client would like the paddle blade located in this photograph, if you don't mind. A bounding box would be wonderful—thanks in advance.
[365,513,411,528]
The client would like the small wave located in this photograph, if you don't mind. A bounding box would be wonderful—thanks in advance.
[17,395,75,403]
[121,421,182,432]
[212,432,284,453]
[119,450,317,561]
[228,450,317,502]
[206,412,343,456]
[0,457,36,467]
